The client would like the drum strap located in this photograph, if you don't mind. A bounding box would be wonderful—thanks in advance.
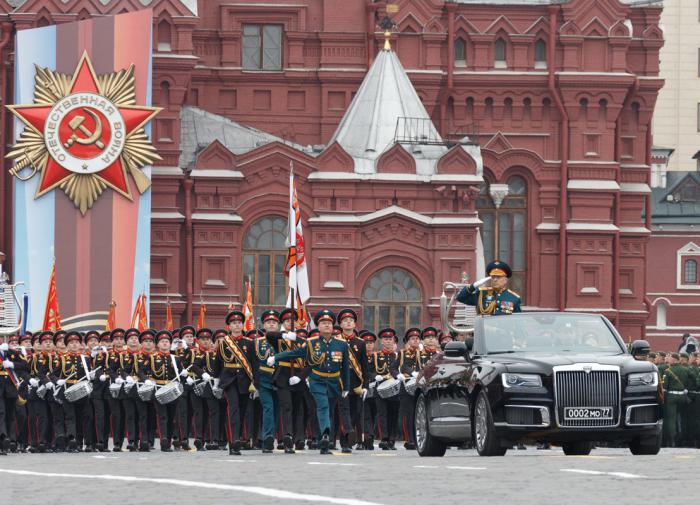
[224,337,254,381]
[170,354,179,380]
[80,354,90,380]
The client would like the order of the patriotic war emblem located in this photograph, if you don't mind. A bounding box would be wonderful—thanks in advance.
[6,51,161,214]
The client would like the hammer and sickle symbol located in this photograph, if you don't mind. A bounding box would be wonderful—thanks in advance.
[63,108,105,150]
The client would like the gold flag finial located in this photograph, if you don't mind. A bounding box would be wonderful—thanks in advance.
[384,30,391,51]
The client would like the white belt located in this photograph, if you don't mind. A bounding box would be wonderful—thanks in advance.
[666,391,687,395]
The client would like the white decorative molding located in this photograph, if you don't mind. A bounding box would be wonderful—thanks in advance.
[488,183,509,209]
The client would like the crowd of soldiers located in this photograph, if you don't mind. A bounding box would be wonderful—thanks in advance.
[647,337,700,448]
[0,307,452,456]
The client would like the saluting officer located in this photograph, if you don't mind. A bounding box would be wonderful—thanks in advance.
[269,310,351,455]
[457,261,522,315]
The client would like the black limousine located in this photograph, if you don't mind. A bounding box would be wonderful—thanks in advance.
[414,313,662,457]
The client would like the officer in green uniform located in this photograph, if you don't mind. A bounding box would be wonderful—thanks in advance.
[685,348,700,448]
[456,260,522,315]
[254,310,280,454]
[661,352,691,447]
[268,309,350,455]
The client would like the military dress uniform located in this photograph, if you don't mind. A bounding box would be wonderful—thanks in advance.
[661,354,691,447]
[273,310,351,455]
[47,333,67,451]
[119,330,150,452]
[456,261,522,315]
[359,330,378,449]
[27,332,53,452]
[175,325,196,450]
[106,328,127,451]
[371,328,400,450]
[254,310,279,453]
[193,329,224,450]
[0,339,28,454]
[392,328,422,450]
[90,332,111,451]
[213,312,255,455]
[266,308,306,453]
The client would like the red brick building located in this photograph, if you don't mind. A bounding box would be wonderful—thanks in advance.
[0,0,665,339]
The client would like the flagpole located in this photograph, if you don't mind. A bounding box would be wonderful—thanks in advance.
[289,160,296,323]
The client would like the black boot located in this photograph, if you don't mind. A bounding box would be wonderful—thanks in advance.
[283,435,295,454]
[229,440,242,456]
[160,438,172,452]
[67,438,78,453]
[320,433,331,455]
[194,439,204,451]
[262,436,274,454]
[139,441,150,452]
[294,440,305,451]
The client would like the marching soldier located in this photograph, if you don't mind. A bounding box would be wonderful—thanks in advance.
[372,328,400,450]
[148,330,187,452]
[107,328,127,451]
[91,332,111,451]
[457,261,522,315]
[212,312,255,455]
[193,328,221,450]
[14,334,31,452]
[336,309,367,453]
[27,331,52,453]
[359,329,377,450]
[269,310,351,455]
[419,327,441,365]
[254,310,280,453]
[0,333,28,455]
[266,308,305,454]
[46,332,67,451]
[174,325,195,451]
[121,328,150,451]
[392,327,422,450]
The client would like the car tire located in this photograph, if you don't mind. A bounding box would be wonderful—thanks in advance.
[562,441,593,456]
[473,390,507,457]
[415,393,447,457]
[629,434,661,455]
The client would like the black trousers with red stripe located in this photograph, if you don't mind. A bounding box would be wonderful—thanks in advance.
[224,386,249,444]
[398,392,416,445]
[375,396,399,442]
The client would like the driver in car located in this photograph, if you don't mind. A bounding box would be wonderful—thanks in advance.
[456,260,522,316]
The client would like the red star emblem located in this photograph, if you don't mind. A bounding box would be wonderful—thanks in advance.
[8,52,160,200]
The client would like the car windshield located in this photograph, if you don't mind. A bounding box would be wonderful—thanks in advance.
[480,314,624,354]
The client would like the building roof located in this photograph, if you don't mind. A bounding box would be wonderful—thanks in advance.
[179,106,315,170]
[6,0,198,15]
[328,45,451,175]
[447,0,661,6]
[649,171,700,226]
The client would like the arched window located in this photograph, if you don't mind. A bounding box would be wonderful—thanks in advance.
[534,39,547,68]
[476,175,528,299]
[362,268,422,337]
[494,38,506,68]
[242,216,289,318]
[685,259,698,284]
[157,19,172,52]
[454,38,466,67]
[159,81,170,106]
[656,302,667,330]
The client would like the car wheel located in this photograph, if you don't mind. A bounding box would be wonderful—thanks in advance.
[629,434,661,455]
[473,390,507,457]
[415,393,447,457]
[562,441,593,456]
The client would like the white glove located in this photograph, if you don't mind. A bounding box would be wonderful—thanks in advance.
[45,382,55,390]
[115,377,124,385]
[170,342,178,351]
[91,348,99,358]
[145,379,155,387]
[181,341,188,350]
[57,379,66,387]
[375,374,385,383]
[99,374,107,382]
[251,391,259,400]
[186,377,195,386]
[362,389,368,401]
[342,391,349,398]
[0,343,8,352]
[418,343,424,351]
[29,378,39,388]
[396,374,406,381]
[3,360,14,369]
[126,376,135,384]
[179,369,188,378]
[411,371,419,378]
[266,356,275,367]
[472,276,492,289]
[283,332,297,341]
[87,371,96,381]
[202,372,211,382]
[289,376,301,386]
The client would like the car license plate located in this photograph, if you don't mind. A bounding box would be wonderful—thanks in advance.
[564,407,613,420]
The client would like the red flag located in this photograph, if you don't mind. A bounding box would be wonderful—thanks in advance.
[42,261,62,331]
[197,301,206,330]
[165,299,174,331]
[131,294,142,329]
[137,294,148,331]
[243,280,254,332]
[106,300,116,331]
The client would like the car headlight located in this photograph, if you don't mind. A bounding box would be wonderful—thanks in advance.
[627,371,658,388]
[502,373,542,388]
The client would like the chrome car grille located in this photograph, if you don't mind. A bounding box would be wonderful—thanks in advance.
[553,364,621,428]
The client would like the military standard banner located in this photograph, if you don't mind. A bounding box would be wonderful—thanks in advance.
[8,10,159,331]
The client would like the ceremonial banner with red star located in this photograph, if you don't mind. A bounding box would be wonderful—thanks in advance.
[10,11,156,332]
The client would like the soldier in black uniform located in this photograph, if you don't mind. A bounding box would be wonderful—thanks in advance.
[371,328,400,450]
[336,309,367,453]
[50,331,94,453]
[193,328,221,450]
[392,327,422,450]
[419,327,441,365]
[148,330,187,452]
[215,311,255,455]
[106,328,126,451]
[266,308,305,454]
[13,333,31,452]
[174,325,195,451]
[120,328,149,452]
[91,331,111,451]
[27,331,53,453]
[0,333,28,455]
[359,330,377,450]
[188,328,207,450]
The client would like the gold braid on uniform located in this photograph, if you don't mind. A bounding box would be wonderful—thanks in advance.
[477,289,497,315]
[373,353,389,375]
[61,355,76,377]
[255,338,271,361]
[306,339,325,366]
[150,354,166,379]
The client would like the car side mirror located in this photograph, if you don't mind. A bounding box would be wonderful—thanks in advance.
[444,341,468,360]
[630,340,650,358]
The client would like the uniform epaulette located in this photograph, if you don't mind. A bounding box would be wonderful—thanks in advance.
[507,289,521,298]
[333,336,348,344]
